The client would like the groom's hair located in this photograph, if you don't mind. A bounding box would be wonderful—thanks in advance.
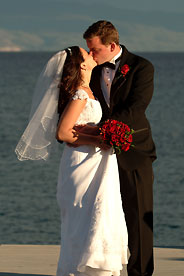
[83,20,119,46]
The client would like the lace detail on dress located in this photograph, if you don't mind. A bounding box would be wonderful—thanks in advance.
[72,89,89,101]
[71,89,102,126]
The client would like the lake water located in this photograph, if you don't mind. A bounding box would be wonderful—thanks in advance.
[0,51,184,247]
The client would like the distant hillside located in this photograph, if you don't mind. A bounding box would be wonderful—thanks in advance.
[0,0,184,51]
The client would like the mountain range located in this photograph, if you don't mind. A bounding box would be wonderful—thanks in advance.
[0,0,184,51]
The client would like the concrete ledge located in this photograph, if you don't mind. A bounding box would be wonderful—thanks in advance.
[0,245,183,276]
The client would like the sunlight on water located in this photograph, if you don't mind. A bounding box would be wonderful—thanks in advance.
[0,52,184,246]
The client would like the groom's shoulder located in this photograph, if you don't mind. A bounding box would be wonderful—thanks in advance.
[125,47,154,70]
[134,53,153,69]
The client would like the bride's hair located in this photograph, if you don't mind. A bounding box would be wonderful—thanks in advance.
[58,46,84,116]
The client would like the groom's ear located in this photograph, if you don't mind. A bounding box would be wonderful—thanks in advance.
[110,43,116,52]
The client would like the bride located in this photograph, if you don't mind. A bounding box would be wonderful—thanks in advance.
[15,46,128,276]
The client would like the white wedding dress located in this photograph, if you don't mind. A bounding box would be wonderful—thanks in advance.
[56,89,128,276]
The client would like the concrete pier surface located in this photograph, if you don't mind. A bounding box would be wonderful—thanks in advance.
[0,245,183,276]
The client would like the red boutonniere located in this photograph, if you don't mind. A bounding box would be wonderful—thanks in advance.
[120,64,130,78]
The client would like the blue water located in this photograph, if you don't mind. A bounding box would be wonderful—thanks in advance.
[0,52,184,247]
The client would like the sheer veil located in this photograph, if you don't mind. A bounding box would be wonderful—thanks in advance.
[15,50,67,161]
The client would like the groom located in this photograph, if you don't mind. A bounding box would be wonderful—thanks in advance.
[83,20,157,276]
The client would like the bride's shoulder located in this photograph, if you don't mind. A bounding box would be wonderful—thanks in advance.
[72,89,89,101]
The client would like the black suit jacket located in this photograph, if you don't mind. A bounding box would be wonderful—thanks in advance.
[90,45,157,170]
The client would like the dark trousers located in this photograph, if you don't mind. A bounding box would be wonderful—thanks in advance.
[118,158,154,276]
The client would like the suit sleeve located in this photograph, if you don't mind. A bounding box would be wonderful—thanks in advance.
[111,60,154,128]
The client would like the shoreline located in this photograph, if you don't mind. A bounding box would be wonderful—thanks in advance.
[0,245,183,276]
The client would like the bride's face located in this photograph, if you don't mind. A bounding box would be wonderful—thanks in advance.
[80,48,97,71]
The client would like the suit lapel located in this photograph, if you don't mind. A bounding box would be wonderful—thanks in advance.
[110,46,132,103]
[90,66,110,118]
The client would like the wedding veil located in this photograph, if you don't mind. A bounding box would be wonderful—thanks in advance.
[15,50,67,161]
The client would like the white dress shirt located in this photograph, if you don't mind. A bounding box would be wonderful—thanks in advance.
[100,47,122,107]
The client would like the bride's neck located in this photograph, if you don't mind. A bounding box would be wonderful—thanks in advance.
[81,70,92,88]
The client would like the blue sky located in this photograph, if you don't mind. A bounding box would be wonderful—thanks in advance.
[77,0,184,12]
[0,0,184,51]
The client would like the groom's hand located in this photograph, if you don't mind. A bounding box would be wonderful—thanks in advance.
[67,141,80,148]
[74,124,99,135]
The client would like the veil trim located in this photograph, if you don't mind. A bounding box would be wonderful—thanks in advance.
[15,50,67,161]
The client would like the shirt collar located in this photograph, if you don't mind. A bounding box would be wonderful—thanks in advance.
[109,46,122,65]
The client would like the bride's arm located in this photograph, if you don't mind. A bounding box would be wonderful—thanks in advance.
[56,99,109,149]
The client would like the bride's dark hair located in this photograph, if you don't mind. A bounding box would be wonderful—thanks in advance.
[58,46,84,116]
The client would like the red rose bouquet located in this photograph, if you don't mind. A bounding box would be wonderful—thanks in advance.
[100,119,134,154]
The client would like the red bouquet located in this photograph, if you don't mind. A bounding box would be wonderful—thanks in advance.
[100,119,134,154]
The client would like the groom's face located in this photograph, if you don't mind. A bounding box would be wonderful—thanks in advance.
[86,36,113,65]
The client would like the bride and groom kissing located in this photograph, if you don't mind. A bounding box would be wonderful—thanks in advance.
[16,20,156,276]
